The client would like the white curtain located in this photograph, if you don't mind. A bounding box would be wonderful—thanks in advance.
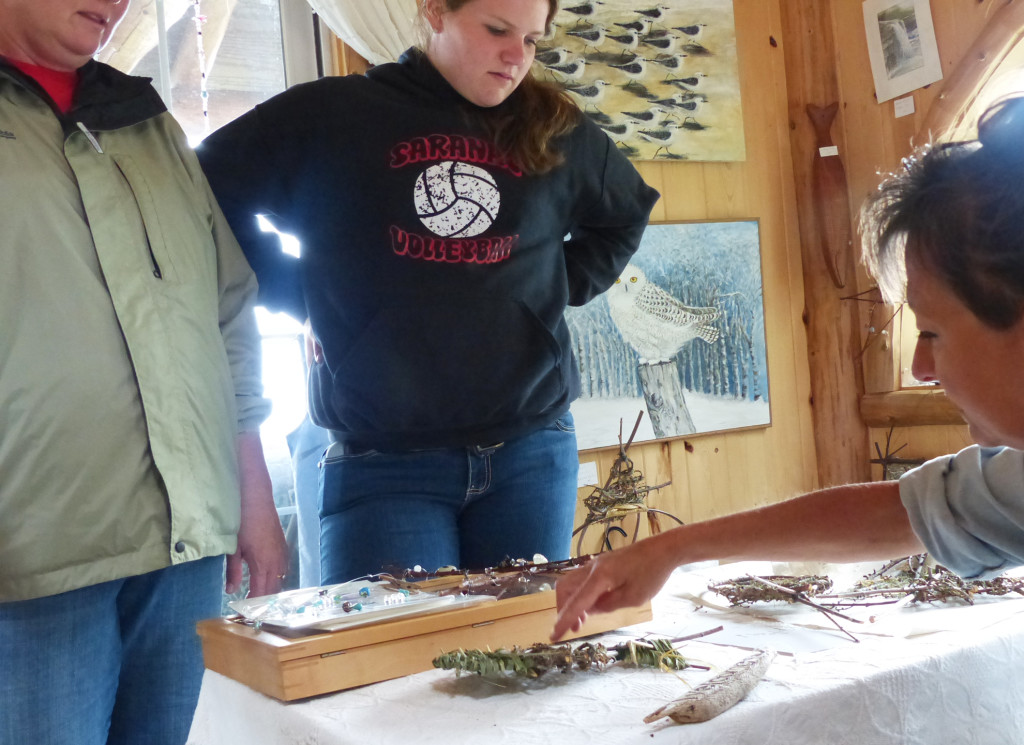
[306,0,420,66]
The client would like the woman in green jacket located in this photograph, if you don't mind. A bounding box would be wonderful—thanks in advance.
[0,1,287,743]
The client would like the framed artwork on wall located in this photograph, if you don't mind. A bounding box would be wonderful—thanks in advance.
[536,0,745,162]
[862,0,943,103]
[566,220,771,451]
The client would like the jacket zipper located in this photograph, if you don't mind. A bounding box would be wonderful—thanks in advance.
[76,121,104,153]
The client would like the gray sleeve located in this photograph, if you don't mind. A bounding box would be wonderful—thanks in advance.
[899,445,1024,578]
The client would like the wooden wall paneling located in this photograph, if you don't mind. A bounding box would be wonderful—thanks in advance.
[738,0,817,495]
[643,440,676,522]
[661,440,695,525]
[828,0,908,399]
[828,1,1002,464]
[678,433,727,523]
[920,0,1024,140]
[740,0,820,499]
[625,441,672,546]
[833,0,995,397]
[700,162,749,218]
[636,162,709,223]
[613,0,818,532]
[720,429,768,515]
[328,34,371,76]
[867,424,972,481]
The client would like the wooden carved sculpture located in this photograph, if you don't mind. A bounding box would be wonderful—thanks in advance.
[806,102,854,289]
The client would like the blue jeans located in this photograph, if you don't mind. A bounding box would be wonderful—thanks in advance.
[288,415,331,588]
[319,414,579,583]
[0,557,222,745]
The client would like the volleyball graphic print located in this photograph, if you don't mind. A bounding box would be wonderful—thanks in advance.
[413,161,500,238]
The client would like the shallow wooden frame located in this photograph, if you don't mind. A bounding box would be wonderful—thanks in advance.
[197,590,651,701]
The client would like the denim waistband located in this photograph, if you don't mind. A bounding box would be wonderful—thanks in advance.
[325,434,504,457]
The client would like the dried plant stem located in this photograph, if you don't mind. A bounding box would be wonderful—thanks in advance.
[746,575,863,625]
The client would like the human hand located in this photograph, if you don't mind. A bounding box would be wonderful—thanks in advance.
[551,535,677,641]
[226,432,290,597]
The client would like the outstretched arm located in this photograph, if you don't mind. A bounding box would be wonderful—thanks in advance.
[552,480,923,640]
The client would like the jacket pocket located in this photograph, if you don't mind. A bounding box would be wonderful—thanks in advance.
[110,153,215,284]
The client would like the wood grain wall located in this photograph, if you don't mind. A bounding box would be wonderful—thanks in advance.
[820,0,1006,489]
[575,0,818,554]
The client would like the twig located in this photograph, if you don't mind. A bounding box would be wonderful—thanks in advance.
[670,625,725,643]
[746,574,863,640]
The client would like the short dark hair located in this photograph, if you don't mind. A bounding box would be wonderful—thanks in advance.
[861,95,1024,329]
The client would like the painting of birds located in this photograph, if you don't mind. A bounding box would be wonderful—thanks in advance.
[536,0,745,162]
[605,29,640,53]
[646,53,688,72]
[674,23,706,38]
[635,4,673,21]
[566,24,607,48]
[545,58,588,81]
[621,104,671,124]
[606,56,647,83]
[614,18,652,34]
[564,220,768,449]
[565,79,612,109]
[534,46,570,66]
[640,31,682,53]
[607,264,721,364]
[637,121,686,158]
[563,1,603,18]
[597,119,636,142]
[650,92,695,110]
[666,73,708,90]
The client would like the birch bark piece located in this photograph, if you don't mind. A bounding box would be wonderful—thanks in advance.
[644,648,775,724]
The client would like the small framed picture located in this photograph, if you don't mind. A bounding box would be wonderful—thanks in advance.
[862,0,943,103]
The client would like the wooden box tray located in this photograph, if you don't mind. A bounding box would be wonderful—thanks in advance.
[197,589,651,701]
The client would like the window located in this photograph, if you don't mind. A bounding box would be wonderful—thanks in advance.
[101,0,320,143]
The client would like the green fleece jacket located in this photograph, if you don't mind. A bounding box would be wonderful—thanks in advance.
[0,60,269,601]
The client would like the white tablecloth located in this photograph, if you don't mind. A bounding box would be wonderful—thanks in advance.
[188,562,1024,745]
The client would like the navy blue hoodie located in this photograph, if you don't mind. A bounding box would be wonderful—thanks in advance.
[197,48,659,450]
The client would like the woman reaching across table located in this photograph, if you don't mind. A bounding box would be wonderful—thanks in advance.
[554,95,1024,641]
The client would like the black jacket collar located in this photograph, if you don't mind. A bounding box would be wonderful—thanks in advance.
[0,57,166,130]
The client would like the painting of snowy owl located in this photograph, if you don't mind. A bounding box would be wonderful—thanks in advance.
[607,264,721,363]
[566,220,770,450]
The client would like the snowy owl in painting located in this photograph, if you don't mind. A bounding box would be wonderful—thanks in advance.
[607,264,721,363]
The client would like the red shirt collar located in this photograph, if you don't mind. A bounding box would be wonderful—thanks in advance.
[9,59,79,113]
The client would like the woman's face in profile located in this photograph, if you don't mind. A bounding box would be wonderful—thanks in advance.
[907,255,1024,449]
